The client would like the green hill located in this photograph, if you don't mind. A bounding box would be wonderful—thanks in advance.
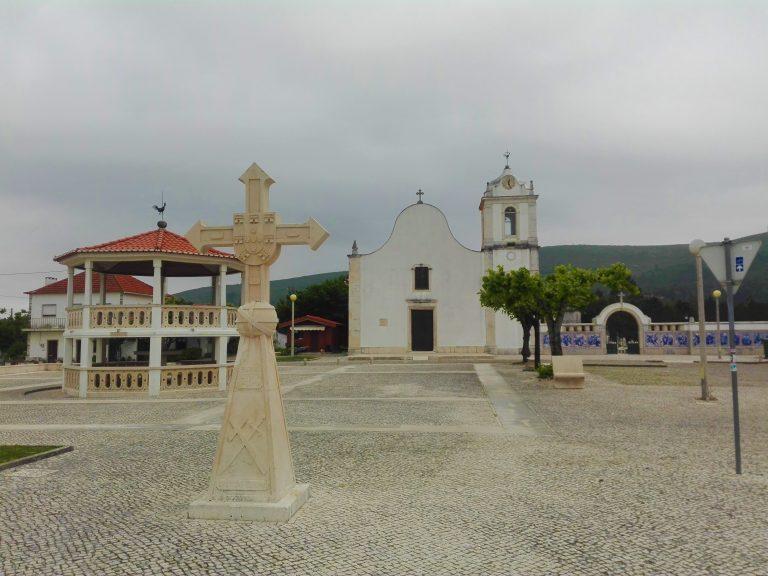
[174,271,347,306]
[174,236,768,306]
[540,234,768,302]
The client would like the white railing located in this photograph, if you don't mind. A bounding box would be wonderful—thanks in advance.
[90,305,152,329]
[161,364,226,390]
[163,305,238,328]
[64,367,79,392]
[67,308,83,329]
[66,305,237,331]
[30,317,67,330]
[88,367,150,392]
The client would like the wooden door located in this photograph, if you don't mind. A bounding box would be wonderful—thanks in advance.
[411,309,434,352]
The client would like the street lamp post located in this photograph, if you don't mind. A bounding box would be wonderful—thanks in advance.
[689,240,712,401]
[289,293,297,356]
[713,289,722,359]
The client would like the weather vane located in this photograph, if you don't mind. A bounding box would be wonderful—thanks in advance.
[416,189,424,204]
[153,192,167,228]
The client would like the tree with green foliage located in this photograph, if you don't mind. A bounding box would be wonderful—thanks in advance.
[480,263,640,358]
[275,275,348,326]
[596,262,640,299]
[164,294,193,305]
[541,263,640,356]
[0,309,30,363]
[539,265,599,356]
[480,267,543,366]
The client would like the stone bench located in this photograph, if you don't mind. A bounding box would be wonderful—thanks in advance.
[552,356,585,389]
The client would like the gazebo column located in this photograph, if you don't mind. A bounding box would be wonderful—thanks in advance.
[78,260,93,398]
[62,266,75,393]
[63,266,75,368]
[149,259,163,396]
[95,272,107,364]
[217,264,228,390]
[99,272,107,304]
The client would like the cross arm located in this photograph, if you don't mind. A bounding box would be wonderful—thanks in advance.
[275,218,329,250]
[186,220,234,251]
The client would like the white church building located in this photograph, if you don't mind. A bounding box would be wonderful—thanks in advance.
[348,161,539,355]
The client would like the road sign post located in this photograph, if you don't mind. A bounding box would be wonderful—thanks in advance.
[723,239,742,474]
[692,233,762,475]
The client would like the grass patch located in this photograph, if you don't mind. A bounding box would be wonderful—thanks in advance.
[0,445,60,465]
[586,363,768,387]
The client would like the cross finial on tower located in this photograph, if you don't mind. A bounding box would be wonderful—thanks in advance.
[416,189,424,204]
[504,151,510,169]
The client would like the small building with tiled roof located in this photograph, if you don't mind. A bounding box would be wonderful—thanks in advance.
[277,314,345,353]
[26,272,153,297]
[55,222,245,398]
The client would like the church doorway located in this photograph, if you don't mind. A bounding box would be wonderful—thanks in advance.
[606,311,640,354]
[410,309,434,352]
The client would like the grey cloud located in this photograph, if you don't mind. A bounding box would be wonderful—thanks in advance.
[1,1,766,310]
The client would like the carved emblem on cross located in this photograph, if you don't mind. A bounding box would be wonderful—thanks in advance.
[186,163,329,303]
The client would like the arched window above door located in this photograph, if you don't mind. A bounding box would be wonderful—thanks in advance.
[504,207,517,237]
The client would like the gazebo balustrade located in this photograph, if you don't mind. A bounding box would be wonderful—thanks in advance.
[66,303,237,330]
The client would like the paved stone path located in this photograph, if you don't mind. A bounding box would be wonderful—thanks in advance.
[0,362,766,575]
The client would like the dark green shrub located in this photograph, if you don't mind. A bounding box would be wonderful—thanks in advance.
[536,364,553,380]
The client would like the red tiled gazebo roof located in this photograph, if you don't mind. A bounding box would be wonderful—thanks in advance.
[26,273,153,296]
[55,228,237,262]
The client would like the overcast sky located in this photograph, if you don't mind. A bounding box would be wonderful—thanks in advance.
[1,1,766,311]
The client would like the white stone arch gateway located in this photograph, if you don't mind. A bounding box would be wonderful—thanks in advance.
[593,302,651,355]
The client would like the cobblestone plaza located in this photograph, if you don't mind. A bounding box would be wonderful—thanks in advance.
[1,362,766,575]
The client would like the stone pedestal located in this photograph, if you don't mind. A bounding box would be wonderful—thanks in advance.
[188,301,309,522]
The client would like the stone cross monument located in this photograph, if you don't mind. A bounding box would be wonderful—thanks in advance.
[186,162,328,522]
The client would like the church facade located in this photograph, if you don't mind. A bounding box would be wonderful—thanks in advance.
[348,162,539,355]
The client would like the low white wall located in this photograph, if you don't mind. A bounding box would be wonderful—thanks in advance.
[0,363,62,375]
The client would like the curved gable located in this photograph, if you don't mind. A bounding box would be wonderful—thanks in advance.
[360,203,478,258]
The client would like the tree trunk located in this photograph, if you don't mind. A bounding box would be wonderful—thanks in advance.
[547,317,563,356]
[520,320,532,364]
[533,321,541,368]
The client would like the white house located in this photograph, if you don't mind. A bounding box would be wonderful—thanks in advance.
[25,274,153,362]
[348,161,540,355]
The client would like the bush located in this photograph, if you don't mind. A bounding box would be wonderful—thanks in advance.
[536,364,553,380]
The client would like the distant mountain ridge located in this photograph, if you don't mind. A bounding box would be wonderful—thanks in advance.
[540,235,768,302]
[174,271,347,306]
[174,236,768,304]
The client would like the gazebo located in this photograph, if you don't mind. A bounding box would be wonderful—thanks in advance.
[56,223,244,397]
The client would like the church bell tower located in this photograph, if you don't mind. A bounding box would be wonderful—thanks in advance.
[479,155,540,353]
